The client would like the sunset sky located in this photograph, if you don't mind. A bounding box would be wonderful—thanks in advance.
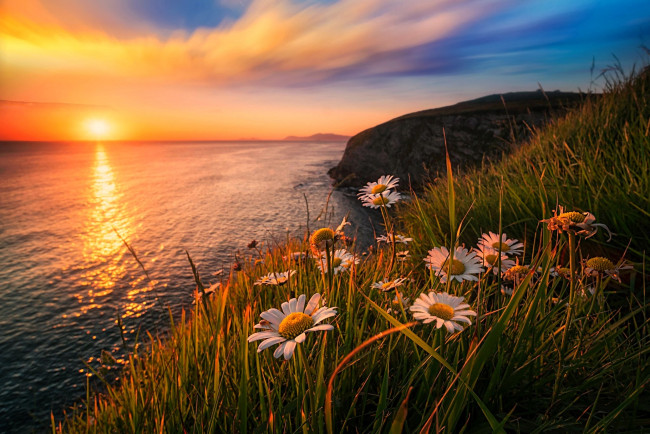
[1,0,648,141]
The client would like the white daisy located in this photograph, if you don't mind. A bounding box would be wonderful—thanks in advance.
[316,249,358,275]
[358,175,400,198]
[474,245,515,275]
[477,232,524,256]
[254,270,296,286]
[409,292,476,333]
[424,246,484,283]
[396,250,411,262]
[371,277,408,292]
[376,233,413,244]
[387,293,410,314]
[361,191,401,209]
[248,293,337,360]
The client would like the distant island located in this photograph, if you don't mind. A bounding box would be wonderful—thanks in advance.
[282,133,350,141]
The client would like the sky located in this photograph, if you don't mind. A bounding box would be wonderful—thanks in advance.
[1,0,649,141]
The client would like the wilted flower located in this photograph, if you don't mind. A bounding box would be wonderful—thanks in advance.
[583,257,632,282]
[358,175,400,198]
[503,264,534,284]
[424,246,484,283]
[248,293,336,360]
[371,277,408,292]
[247,240,258,249]
[316,249,359,275]
[410,292,476,333]
[477,232,524,256]
[309,217,350,254]
[549,266,571,279]
[542,206,613,240]
[254,270,296,286]
[361,191,402,209]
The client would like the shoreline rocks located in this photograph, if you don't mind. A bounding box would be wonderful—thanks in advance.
[328,90,588,190]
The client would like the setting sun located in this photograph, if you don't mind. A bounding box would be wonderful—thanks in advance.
[85,118,111,140]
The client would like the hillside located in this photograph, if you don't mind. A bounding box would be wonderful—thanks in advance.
[329,90,586,189]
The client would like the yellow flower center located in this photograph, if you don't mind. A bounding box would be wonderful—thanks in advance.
[442,259,466,275]
[275,276,288,285]
[586,257,615,272]
[485,254,498,265]
[310,228,335,245]
[371,184,387,194]
[381,281,393,289]
[372,195,389,206]
[331,258,343,268]
[556,267,571,277]
[490,242,510,252]
[428,303,454,320]
[559,211,586,223]
[278,312,314,340]
[508,265,529,276]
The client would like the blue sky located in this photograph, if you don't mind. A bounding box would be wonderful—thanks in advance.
[1,0,649,140]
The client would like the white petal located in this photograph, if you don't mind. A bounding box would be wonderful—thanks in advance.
[451,316,472,324]
[281,301,291,316]
[274,342,286,358]
[304,293,321,315]
[248,331,281,342]
[306,324,334,332]
[258,336,286,351]
[283,340,297,360]
[412,312,430,319]
[454,310,477,317]
[409,305,427,313]
[423,317,435,324]
[313,310,337,324]
[453,322,464,332]
[296,294,306,313]
[289,298,298,313]
[436,318,445,329]
[294,333,307,343]
[444,321,455,333]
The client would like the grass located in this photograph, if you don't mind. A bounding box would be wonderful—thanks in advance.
[55,67,649,433]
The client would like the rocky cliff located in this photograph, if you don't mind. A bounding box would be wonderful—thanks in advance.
[328,90,587,189]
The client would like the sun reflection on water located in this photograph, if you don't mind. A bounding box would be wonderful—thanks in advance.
[74,145,156,319]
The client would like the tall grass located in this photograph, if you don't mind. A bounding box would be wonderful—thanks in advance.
[56,68,649,433]
[401,65,650,259]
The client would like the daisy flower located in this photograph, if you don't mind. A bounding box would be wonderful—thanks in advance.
[361,191,401,209]
[409,292,476,333]
[541,206,613,240]
[316,249,358,275]
[396,250,411,262]
[376,233,413,244]
[583,257,632,282]
[254,270,296,286]
[248,293,337,360]
[477,232,524,256]
[503,264,534,284]
[424,246,484,283]
[371,277,408,292]
[358,175,399,198]
[387,293,410,314]
[474,246,515,275]
[549,266,571,279]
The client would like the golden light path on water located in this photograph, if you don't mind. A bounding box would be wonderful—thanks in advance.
[74,144,156,320]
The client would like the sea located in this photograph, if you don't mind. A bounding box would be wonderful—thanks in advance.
[0,140,376,432]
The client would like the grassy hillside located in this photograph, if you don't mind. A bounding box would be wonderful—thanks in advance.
[56,68,649,433]
[400,66,650,259]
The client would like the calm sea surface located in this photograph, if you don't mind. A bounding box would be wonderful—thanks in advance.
[0,141,374,432]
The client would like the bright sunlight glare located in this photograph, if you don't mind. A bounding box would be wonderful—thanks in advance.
[85,118,111,139]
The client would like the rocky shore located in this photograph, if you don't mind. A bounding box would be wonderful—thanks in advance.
[328,90,588,189]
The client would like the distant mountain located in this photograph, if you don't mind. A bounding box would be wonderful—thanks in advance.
[283,133,350,142]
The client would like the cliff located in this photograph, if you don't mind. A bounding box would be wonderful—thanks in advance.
[328,90,587,189]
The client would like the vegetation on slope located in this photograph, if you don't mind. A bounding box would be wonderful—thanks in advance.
[57,67,649,433]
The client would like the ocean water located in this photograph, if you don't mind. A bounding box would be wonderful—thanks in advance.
[0,141,375,432]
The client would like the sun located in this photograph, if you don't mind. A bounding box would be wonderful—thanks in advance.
[85,118,111,140]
